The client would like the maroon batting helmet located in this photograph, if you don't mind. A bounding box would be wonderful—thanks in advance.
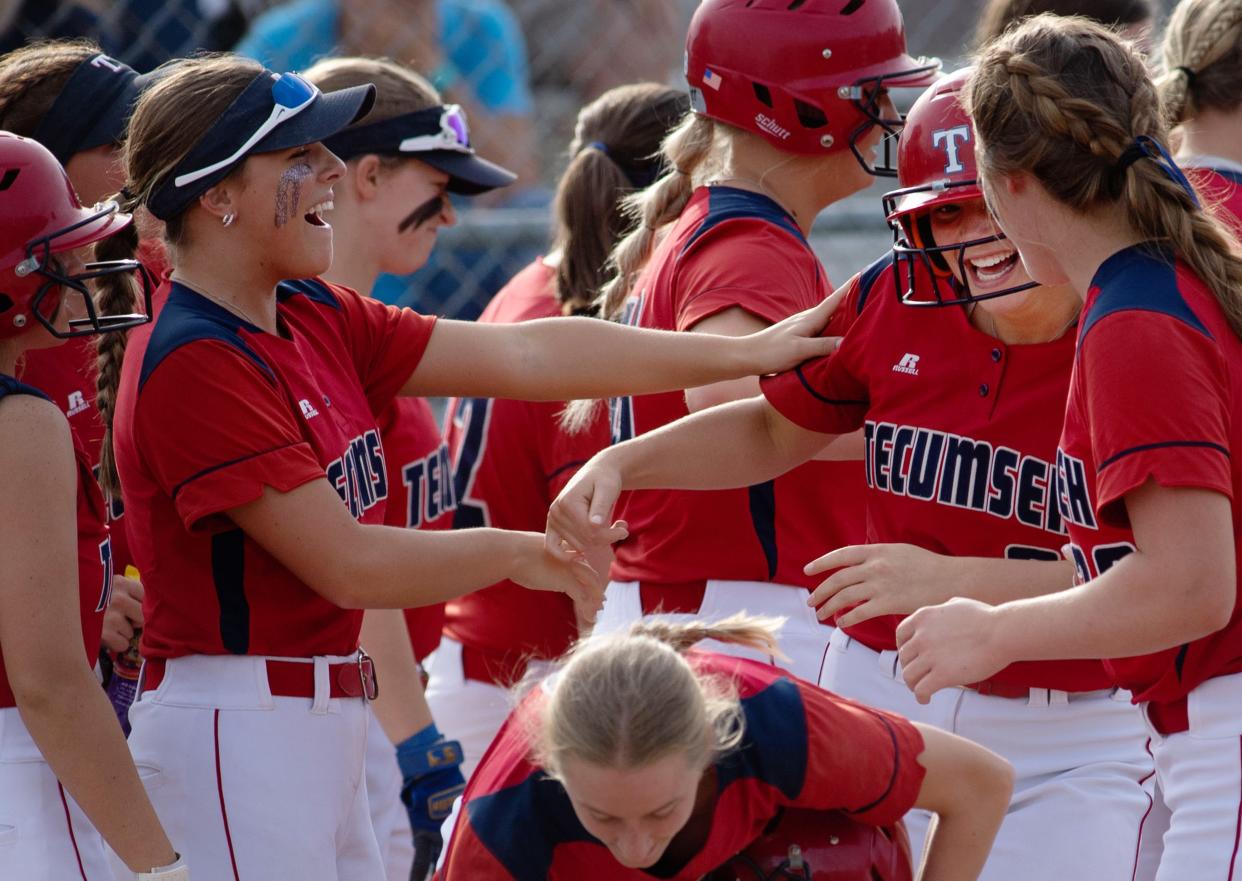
[704,809,913,881]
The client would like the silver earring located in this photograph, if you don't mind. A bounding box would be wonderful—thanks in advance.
[222,213,236,227]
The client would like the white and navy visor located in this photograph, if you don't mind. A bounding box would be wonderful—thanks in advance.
[147,70,375,220]
[323,103,516,194]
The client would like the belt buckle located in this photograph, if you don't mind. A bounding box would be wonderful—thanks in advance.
[356,650,379,701]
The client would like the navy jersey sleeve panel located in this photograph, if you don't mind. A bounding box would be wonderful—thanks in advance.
[854,252,897,316]
[276,277,343,310]
[716,676,809,800]
[682,186,806,255]
[0,374,53,403]
[1081,245,1212,344]
[1207,166,1242,187]
[466,771,596,881]
[139,283,275,391]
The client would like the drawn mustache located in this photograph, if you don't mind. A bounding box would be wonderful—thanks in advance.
[398,194,447,233]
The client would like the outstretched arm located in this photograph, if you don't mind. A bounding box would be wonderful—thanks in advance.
[546,396,833,556]
[228,479,605,618]
[896,480,1235,703]
[402,291,842,400]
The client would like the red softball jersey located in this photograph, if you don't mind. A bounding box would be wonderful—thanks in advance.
[437,652,926,880]
[113,278,436,660]
[1056,243,1242,714]
[1187,162,1242,241]
[377,395,455,662]
[17,238,171,574]
[441,258,609,684]
[0,375,112,707]
[609,186,866,599]
[762,254,1116,693]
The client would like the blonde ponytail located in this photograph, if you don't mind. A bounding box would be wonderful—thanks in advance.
[1157,0,1242,127]
[531,613,784,779]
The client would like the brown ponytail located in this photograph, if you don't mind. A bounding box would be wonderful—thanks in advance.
[532,614,783,778]
[553,83,689,316]
[559,111,717,433]
[968,14,1242,338]
[1158,0,1242,127]
[94,194,141,497]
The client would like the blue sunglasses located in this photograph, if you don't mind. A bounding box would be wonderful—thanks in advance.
[173,73,318,188]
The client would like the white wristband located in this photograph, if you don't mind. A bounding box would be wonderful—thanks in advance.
[137,854,189,881]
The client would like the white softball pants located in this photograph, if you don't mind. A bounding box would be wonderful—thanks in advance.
[125,653,385,881]
[0,706,114,880]
[1147,670,1242,880]
[820,629,1155,881]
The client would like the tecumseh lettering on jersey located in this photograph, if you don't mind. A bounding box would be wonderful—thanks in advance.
[864,420,1067,534]
[326,429,389,518]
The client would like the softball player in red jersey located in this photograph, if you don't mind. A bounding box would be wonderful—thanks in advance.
[436,617,1012,881]
[563,0,938,683]
[889,18,1242,880]
[1159,0,1242,241]
[0,134,186,881]
[93,56,836,881]
[306,56,520,881]
[549,68,1155,881]
[430,82,687,785]
[0,41,166,701]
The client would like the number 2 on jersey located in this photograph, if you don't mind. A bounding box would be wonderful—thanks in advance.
[450,397,493,529]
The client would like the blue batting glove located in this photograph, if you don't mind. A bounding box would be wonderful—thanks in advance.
[397,724,466,881]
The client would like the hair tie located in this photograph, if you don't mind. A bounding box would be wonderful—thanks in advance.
[1113,135,1201,207]
[1175,66,1198,86]
[587,141,610,157]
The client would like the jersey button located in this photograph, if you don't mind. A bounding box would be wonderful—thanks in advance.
[979,383,990,397]
[991,348,1002,362]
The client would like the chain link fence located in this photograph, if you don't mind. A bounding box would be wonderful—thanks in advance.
[3,0,1172,314]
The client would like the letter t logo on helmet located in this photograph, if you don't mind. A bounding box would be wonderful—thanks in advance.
[684,0,939,176]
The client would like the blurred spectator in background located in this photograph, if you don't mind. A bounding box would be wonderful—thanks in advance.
[235,0,537,189]
[510,0,688,182]
[236,0,541,314]
[0,0,118,54]
[102,0,261,72]
[974,0,1156,53]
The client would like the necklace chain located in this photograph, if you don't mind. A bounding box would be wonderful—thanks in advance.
[970,301,1078,344]
[172,274,270,330]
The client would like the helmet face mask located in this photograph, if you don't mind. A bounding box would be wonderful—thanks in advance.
[21,202,154,339]
[882,67,1037,307]
[0,134,149,341]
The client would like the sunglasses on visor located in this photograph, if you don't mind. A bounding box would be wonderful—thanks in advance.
[173,73,319,188]
[398,104,471,154]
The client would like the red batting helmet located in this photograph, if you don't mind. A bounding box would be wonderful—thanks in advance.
[704,809,913,881]
[881,68,1036,306]
[684,0,940,176]
[0,132,151,339]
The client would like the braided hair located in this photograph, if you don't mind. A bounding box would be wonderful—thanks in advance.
[967,13,1242,339]
[1158,0,1242,127]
